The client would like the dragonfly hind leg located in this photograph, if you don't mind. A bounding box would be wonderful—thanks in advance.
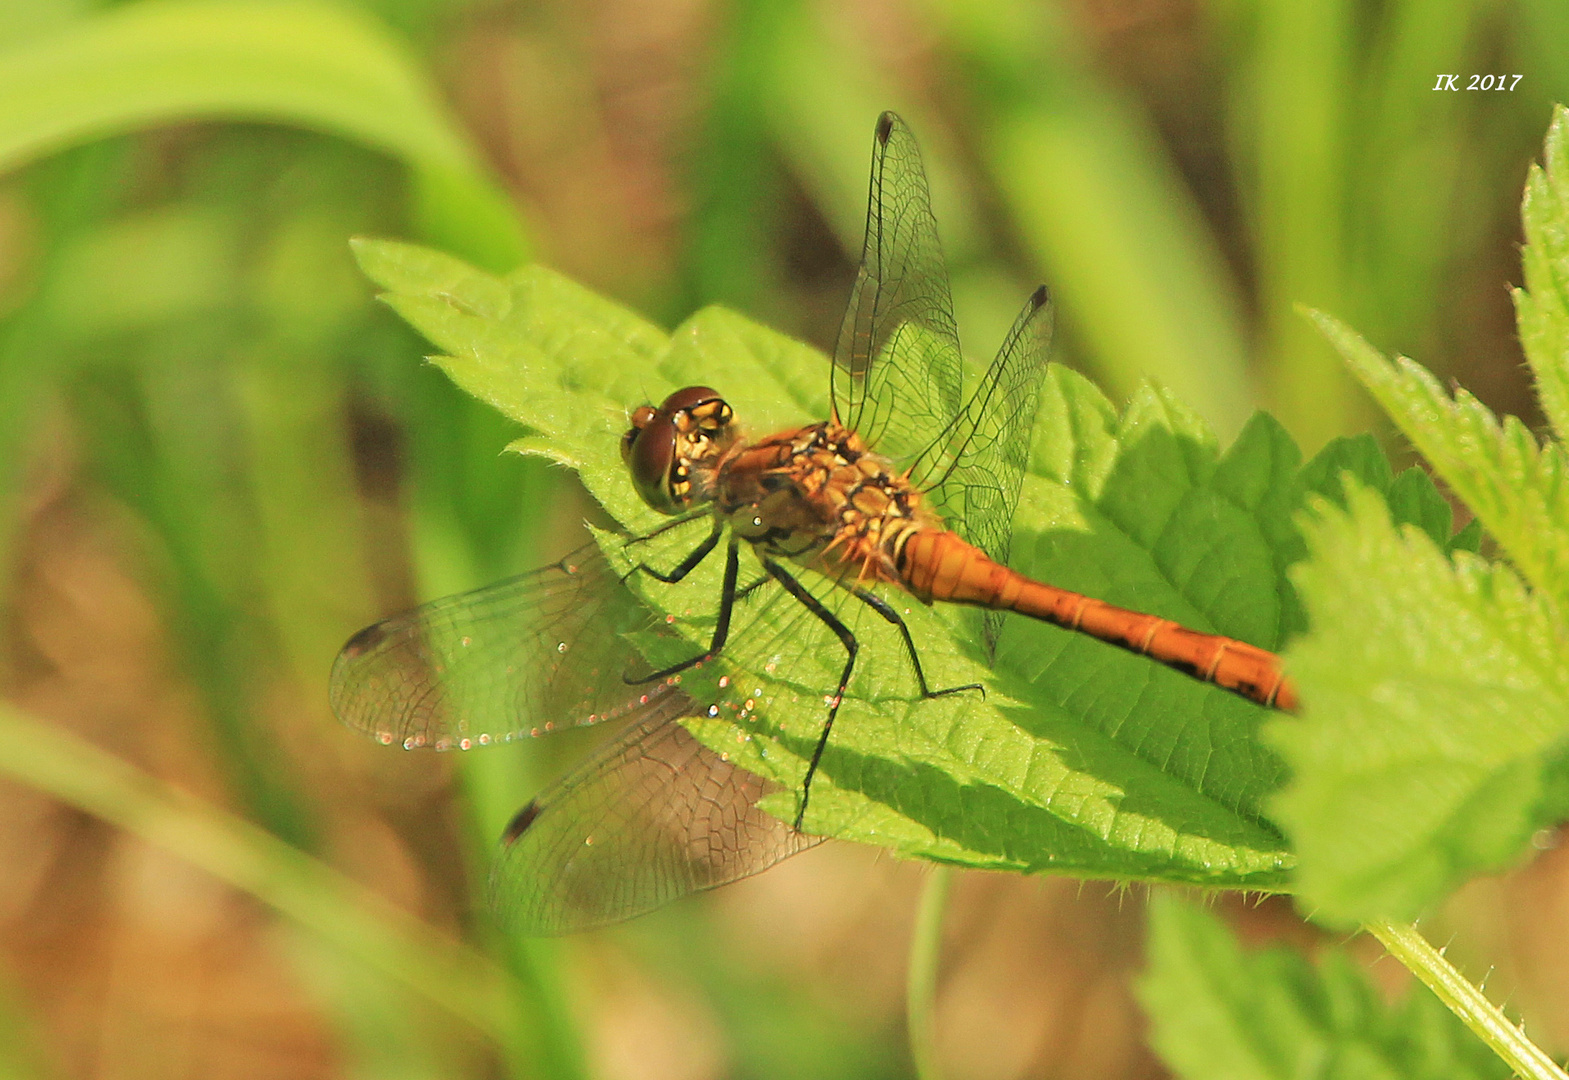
[759,559,856,830]
[845,585,984,703]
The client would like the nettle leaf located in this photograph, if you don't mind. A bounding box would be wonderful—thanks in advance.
[1270,481,1569,925]
[1284,112,1569,923]
[1140,893,1513,1080]
[355,238,1395,886]
[1514,104,1569,442]
[1310,312,1569,617]
[1265,433,1479,638]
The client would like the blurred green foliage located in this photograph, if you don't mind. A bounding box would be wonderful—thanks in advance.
[0,0,1562,1078]
[1141,894,1515,1080]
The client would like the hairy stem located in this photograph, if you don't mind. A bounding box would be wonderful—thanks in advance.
[1365,919,1567,1080]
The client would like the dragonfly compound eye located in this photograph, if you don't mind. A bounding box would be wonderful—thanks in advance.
[628,386,733,515]
[625,411,681,514]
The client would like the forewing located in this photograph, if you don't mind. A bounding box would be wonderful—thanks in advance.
[932,287,1055,654]
[832,112,963,468]
[489,692,821,933]
[329,541,668,749]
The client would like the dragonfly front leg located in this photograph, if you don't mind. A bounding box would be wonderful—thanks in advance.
[761,559,857,831]
[626,519,723,584]
[845,585,984,702]
[628,537,741,684]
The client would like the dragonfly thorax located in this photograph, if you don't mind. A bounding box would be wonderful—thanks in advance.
[716,421,939,582]
[622,386,739,514]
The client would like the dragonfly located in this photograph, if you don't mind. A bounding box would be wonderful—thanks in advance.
[330,112,1296,935]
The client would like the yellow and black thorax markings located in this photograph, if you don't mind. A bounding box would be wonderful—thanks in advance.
[716,423,937,576]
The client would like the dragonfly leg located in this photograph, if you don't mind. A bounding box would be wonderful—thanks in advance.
[626,520,723,584]
[628,538,741,684]
[762,559,857,831]
[845,585,984,701]
[623,506,712,545]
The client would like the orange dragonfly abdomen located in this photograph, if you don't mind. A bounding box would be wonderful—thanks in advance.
[896,528,1298,711]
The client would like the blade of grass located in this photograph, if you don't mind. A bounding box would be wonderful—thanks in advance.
[677,0,781,320]
[759,3,1026,364]
[0,700,523,1043]
[1248,0,1361,448]
[0,969,48,1080]
[906,866,953,1080]
[0,141,125,620]
[0,0,525,270]
[1351,0,1484,359]
[413,430,589,1080]
[929,0,1258,439]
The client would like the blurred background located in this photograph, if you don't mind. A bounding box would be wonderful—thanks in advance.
[1,0,1567,1077]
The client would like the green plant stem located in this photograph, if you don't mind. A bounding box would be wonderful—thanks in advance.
[0,702,523,1043]
[1365,919,1568,1080]
[907,865,953,1080]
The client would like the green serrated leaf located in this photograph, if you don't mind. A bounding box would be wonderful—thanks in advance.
[1293,433,1393,507]
[1514,103,1569,442]
[1309,311,1569,616]
[1289,440,1469,562]
[1271,481,1569,925]
[352,237,512,318]
[1384,467,1456,550]
[1260,431,1471,641]
[1140,893,1513,1080]
[357,241,1328,887]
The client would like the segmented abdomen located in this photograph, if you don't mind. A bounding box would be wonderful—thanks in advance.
[897,528,1297,711]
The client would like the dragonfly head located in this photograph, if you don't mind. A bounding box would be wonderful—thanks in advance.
[621,386,736,514]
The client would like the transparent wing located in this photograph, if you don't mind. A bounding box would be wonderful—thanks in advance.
[832,111,964,469]
[831,114,1055,645]
[489,690,821,934]
[329,541,673,750]
[933,287,1055,654]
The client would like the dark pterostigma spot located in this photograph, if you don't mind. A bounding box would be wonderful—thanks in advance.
[502,800,544,844]
[340,621,389,658]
